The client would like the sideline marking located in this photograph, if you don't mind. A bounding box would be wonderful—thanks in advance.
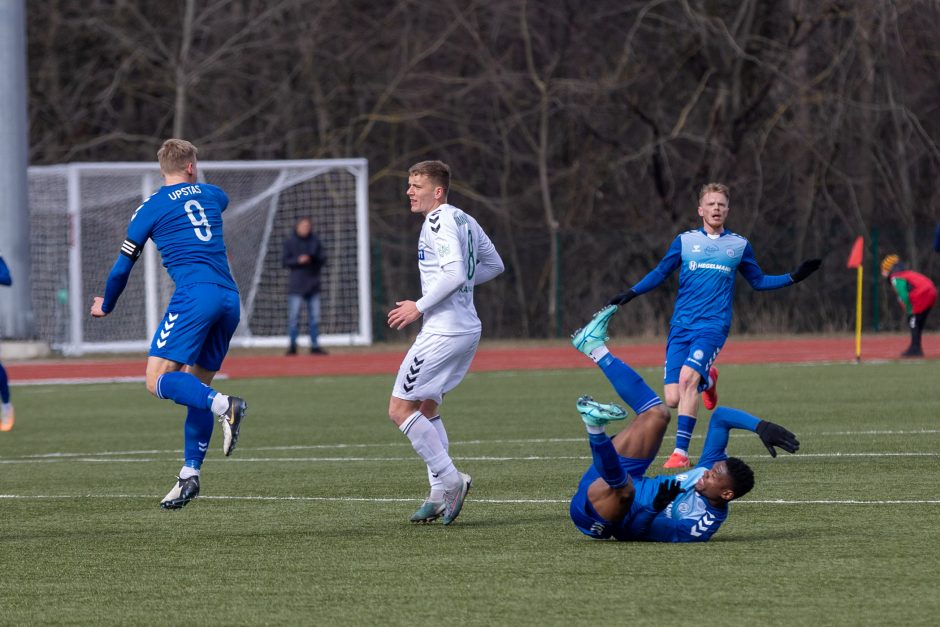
[3,452,940,465]
[0,493,938,506]
[4,428,939,462]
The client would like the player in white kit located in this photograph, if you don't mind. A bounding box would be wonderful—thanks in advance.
[387,160,504,525]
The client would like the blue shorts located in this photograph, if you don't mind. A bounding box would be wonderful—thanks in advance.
[569,455,655,539]
[663,327,726,389]
[148,283,240,371]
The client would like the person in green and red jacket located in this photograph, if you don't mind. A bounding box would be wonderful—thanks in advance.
[881,254,937,357]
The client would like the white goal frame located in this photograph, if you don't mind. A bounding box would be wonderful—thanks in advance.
[28,159,371,356]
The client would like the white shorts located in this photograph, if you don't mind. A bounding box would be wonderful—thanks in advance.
[391,330,480,404]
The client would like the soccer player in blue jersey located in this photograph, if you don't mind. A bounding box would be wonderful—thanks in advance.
[90,138,247,510]
[0,254,14,431]
[608,183,819,469]
[570,305,800,542]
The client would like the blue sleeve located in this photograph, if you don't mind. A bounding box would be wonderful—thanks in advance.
[0,256,11,286]
[934,223,940,252]
[697,407,761,468]
[737,243,794,291]
[630,236,682,295]
[101,254,136,313]
[212,185,230,213]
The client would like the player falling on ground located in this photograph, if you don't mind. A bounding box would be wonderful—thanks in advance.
[0,254,14,431]
[569,305,799,542]
[90,138,247,510]
[607,182,819,469]
[387,160,504,525]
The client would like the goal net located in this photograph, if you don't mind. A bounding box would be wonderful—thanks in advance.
[27,159,371,355]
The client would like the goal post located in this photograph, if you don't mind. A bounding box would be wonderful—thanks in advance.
[27,159,371,355]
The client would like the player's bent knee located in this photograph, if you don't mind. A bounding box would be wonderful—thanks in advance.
[648,403,670,426]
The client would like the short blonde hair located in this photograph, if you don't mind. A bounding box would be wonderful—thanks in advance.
[698,182,730,204]
[409,160,450,194]
[157,139,198,175]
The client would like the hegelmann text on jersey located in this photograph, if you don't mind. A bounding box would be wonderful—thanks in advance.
[687,261,733,273]
[168,185,202,200]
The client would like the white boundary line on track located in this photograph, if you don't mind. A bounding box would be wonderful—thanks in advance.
[1,493,938,506]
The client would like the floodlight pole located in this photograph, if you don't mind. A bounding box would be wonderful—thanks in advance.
[0,0,33,339]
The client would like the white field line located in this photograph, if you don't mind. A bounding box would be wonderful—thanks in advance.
[2,452,940,465]
[4,428,939,462]
[0,493,938,506]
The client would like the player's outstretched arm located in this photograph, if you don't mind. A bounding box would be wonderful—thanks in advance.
[608,289,637,306]
[608,237,683,305]
[697,407,800,468]
[755,420,800,457]
[789,258,822,283]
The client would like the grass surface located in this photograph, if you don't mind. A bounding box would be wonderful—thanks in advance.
[1,361,939,625]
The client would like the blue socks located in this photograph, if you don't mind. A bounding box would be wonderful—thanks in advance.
[183,408,214,469]
[0,362,9,404]
[597,353,662,415]
[675,414,696,453]
[588,433,629,489]
[156,371,215,411]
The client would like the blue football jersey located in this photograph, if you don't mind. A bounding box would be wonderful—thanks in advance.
[631,229,792,335]
[619,407,761,543]
[125,182,237,291]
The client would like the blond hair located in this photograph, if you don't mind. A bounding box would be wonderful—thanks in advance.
[157,139,198,175]
[409,160,451,194]
[698,182,730,204]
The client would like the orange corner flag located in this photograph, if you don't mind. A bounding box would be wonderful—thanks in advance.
[847,236,864,269]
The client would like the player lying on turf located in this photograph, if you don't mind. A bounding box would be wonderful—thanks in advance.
[568,306,799,542]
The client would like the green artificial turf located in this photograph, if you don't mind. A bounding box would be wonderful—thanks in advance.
[1,361,938,625]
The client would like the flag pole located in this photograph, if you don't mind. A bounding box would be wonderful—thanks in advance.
[855,264,863,363]
[847,236,865,363]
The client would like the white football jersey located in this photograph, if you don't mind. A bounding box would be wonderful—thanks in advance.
[417,204,499,335]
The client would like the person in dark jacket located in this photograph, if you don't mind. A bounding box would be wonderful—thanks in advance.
[282,217,327,355]
[881,254,937,358]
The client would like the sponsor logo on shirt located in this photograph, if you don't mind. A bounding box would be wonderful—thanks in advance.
[418,249,425,260]
[688,261,733,273]
[706,245,719,253]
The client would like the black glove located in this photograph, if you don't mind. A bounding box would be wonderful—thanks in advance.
[652,479,684,511]
[755,420,800,457]
[608,289,638,306]
[790,258,822,283]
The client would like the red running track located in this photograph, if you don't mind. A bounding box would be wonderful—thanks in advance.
[5,333,937,383]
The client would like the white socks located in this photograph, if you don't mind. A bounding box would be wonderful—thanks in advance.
[400,411,460,491]
[179,466,200,480]
[210,394,230,416]
[427,416,449,500]
[588,346,610,363]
